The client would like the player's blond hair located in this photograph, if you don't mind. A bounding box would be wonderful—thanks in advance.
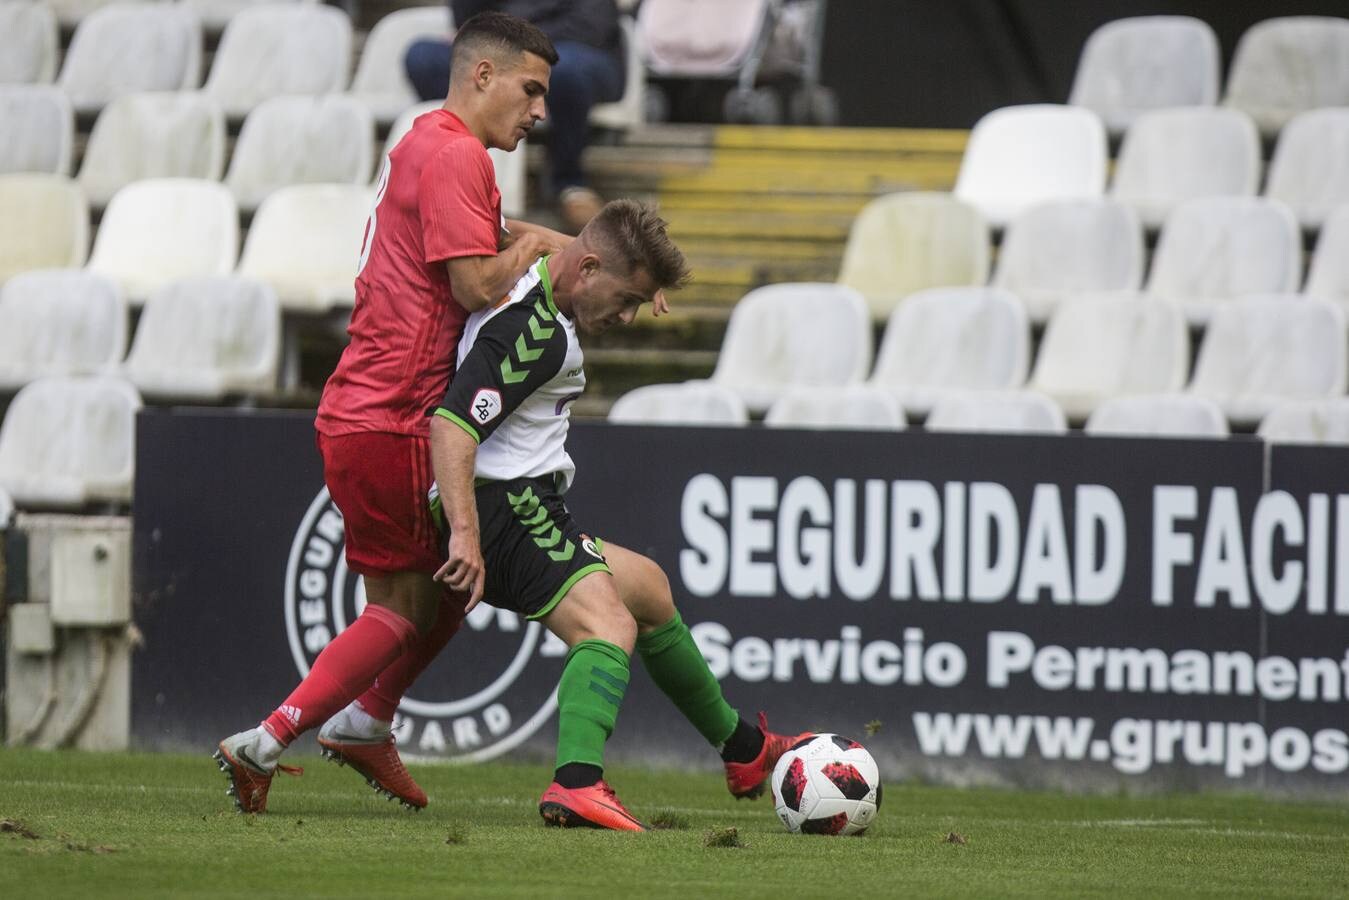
[586,199,692,291]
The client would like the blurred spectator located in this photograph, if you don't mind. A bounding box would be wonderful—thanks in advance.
[407,1,625,232]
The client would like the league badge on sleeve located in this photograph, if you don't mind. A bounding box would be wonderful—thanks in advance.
[472,388,503,425]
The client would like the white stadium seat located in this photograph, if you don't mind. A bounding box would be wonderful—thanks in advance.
[0,85,72,175]
[77,91,226,208]
[0,269,125,391]
[0,173,89,283]
[203,4,352,118]
[709,283,871,413]
[764,385,906,431]
[57,3,202,114]
[43,0,120,27]
[180,0,318,33]
[1223,16,1349,137]
[590,15,645,131]
[925,390,1067,435]
[1146,196,1301,326]
[349,5,450,124]
[382,100,441,159]
[380,101,526,218]
[226,94,374,212]
[123,275,280,400]
[1110,107,1261,230]
[0,375,142,508]
[1264,108,1349,232]
[991,198,1144,322]
[488,144,527,220]
[607,381,749,426]
[837,191,990,321]
[0,1,59,83]
[1258,398,1349,444]
[1029,293,1188,421]
[1305,204,1349,314]
[868,286,1029,416]
[1188,295,1347,427]
[87,178,238,301]
[1085,393,1230,438]
[954,104,1107,227]
[1069,16,1220,135]
[237,183,373,313]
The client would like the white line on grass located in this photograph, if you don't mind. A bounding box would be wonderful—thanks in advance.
[1070,818,1208,828]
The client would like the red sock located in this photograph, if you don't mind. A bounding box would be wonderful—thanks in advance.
[262,604,418,745]
[355,594,466,721]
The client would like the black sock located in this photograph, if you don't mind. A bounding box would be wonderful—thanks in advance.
[554,762,603,789]
[719,718,765,764]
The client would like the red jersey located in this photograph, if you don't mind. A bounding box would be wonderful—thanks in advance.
[315,109,502,437]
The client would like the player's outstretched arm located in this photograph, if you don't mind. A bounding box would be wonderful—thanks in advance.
[429,416,485,609]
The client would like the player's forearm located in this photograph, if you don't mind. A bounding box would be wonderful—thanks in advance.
[505,218,573,251]
[429,415,481,537]
[447,239,546,311]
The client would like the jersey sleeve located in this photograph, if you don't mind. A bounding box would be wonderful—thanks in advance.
[434,297,568,444]
[418,139,501,264]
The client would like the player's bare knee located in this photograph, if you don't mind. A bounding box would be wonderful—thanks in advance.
[365,572,441,635]
[631,559,676,631]
[582,592,636,653]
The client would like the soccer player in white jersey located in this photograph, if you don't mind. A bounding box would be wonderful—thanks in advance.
[430,199,809,831]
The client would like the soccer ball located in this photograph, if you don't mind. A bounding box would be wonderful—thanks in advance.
[770,733,881,835]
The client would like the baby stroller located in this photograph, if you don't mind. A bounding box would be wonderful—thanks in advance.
[636,0,838,124]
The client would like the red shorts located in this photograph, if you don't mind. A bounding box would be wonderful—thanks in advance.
[316,431,442,576]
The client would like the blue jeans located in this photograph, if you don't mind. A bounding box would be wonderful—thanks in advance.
[405,39,624,197]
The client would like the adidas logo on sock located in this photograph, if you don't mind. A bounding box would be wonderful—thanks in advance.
[279,705,301,727]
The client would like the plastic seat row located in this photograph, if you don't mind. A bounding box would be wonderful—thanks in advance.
[1070,14,1349,138]
[2,1,642,132]
[954,101,1349,232]
[0,121,523,303]
[0,1,438,121]
[839,190,1346,325]
[0,89,528,215]
[612,377,1349,444]
[610,281,1349,431]
[0,174,363,309]
[0,269,280,400]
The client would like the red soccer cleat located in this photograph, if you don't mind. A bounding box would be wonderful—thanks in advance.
[317,729,427,811]
[538,779,647,831]
[724,712,813,800]
[214,729,302,814]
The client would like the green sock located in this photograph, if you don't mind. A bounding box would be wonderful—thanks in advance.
[636,612,738,747]
[555,638,630,770]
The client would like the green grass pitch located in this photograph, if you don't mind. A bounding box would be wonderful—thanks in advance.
[2,747,1347,898]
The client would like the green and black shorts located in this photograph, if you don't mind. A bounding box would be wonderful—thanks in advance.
[442,476,611,619]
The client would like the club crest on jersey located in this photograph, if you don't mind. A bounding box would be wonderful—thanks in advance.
[285,488,564,762]
[472,388,503,425]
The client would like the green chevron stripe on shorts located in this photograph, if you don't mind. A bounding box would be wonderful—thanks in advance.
[508,485,576,563]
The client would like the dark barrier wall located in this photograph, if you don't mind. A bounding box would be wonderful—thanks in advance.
[133,410,1349,795]
[822,0,1349,128]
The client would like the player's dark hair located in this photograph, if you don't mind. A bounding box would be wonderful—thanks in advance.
[452,11,559,78]
[587,199,693,291]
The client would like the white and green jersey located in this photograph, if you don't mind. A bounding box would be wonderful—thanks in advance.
[434,257,585,492]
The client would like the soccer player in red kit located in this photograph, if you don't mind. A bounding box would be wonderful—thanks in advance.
[214,12,575,813]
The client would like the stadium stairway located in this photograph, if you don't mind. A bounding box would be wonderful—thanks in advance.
[561,124,968,415]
